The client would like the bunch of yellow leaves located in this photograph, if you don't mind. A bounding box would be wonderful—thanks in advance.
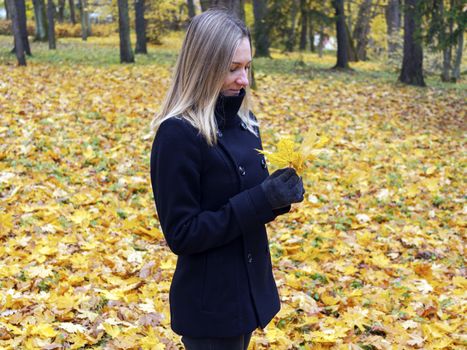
[258,131,329,173]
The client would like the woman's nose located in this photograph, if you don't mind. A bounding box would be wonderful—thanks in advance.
[236,69,249,87]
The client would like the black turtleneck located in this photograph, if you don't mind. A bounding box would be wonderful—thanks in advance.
[215,88,245,129]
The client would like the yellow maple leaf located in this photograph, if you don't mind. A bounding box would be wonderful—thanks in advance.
[258,132,329,173]
[140,327,165,350]
[257,137,304,171]
[0,213,13,236]
[30,323,58,338]
[102,323,120,338]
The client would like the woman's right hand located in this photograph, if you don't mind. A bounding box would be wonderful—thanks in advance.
[260,167,305,209]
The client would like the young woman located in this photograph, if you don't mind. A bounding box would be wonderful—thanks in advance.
[150,9,304,350]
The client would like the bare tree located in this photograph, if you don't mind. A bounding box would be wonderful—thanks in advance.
[118,0,135,63]
[385,0,401,58]
[299,0,308,51]
[332,0,350,69]
[68,0,76,24]
[253,0,270,57]
[135,0,147,54]
[6,0,26,65]
[353,0,372,60]
[33,0,48,41]
[399,0,425,86]
[47,0,56,49]
[187,0,196,18]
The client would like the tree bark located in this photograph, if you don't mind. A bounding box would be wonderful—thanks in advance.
[5,0,10,19]
[346,0,352,34]
[385,0,401,57]
[200,0,210,11]
[346,21,358,61]
[135,0,147,54]
[299,0,307,50]
[57,0,65,22]
[68,0,76,24]
[79,0,90,40]
[309,13,315,52]
[285,0,299,52]
[318,25,324,57]
[353,0,372,61]
[118,0,135,63]
[439,0,451,82]
[399,0,425,86]
[17,0,31,55]
[210,0,245,21]
[47,0,56,49]
[451,27,463,82]
[33,0,48,41]
[6,0,26,65]
[187,0,196,18]
[252,0,270,57]
[332,0,350,69]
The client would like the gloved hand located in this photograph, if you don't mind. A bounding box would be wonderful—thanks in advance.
[260,167,305,210]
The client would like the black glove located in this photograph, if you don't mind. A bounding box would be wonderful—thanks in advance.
[260,167,305,210]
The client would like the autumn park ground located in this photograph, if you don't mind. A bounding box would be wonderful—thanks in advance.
[0,33,466,349]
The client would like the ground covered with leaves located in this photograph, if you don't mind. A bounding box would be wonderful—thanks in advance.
[0,35,466,349]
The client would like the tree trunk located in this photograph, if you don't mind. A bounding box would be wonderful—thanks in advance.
[385,0,401,58]
[79,0,89,40]
[299,0,307,50]
[353,0,372,61]
[200,0,210,11]
[285,0,299,52]
[346,21,358,61]
[134,0,147,54]
[318,25,324,57]
[17,0,31,55]
[451,28,463,82]
[346,0,352,34]
[309,13,315,52]
[252,0,270,57]
[57,0,65,22]
[399,0,425,86]
[332,0,350,69]
[5,0,10,19]
[47,0,56,49]
[210,0,245,21]
[69,0,76,24]
[187,0,196,18]
[118,0,135,63]
[6,0,26,65]
[33,0,48,41]
[439,0,451,82]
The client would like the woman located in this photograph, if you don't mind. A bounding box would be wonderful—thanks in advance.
[150,9,304,350]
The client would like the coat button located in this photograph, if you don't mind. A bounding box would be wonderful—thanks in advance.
[247,253,253,263]
[240,121,247,130]
[261,158,267,169]
[217,130,223,138]
[238,165,246,176]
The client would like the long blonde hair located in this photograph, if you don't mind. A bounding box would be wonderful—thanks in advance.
[150,9,258,145]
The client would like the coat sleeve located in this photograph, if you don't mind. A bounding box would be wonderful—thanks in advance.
[150,118,277,256]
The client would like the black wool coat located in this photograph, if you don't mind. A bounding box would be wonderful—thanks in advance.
[150,90,290,338]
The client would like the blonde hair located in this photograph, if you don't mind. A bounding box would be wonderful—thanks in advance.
[150,9,258,145]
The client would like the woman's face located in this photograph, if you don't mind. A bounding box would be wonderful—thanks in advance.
[221,37,251,96]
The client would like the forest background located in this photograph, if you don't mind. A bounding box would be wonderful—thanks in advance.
[0,0,466,349]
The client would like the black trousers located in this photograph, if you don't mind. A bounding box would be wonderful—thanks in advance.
[181,332,252,350]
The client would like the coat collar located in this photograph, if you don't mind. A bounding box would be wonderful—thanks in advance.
[215,88,245,129]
